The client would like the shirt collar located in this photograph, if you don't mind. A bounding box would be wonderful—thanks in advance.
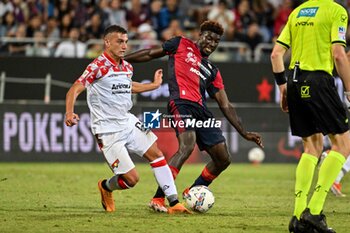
[102,51,124,67]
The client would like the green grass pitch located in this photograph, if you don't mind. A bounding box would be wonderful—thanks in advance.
[1,163,349,233]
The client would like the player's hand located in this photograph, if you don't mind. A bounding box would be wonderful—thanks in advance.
[244,132,264,148]
[65,112,80,127]
[153,69,163,88]
[279,84,288,113]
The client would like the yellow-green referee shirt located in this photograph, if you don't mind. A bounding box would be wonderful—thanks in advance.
[277,0,348,75]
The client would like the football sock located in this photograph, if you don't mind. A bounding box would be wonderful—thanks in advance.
[150,157,178,203]
[308,150,346,215]
[335,156,350,183]
[106,175,131,191]
[153,165,179,198]
[293,153,318,219]
[191,166,217,188]
[101,179,112,192]
[169,200,179,207]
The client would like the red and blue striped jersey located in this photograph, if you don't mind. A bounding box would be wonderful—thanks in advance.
[163,36,224,106]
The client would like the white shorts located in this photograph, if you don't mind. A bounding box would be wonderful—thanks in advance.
[96,114,157,175]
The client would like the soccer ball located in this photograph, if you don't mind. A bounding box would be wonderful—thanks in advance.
[184,185,215,213]
[248,147,265,164]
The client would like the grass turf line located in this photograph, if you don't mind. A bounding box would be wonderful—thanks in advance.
[0,163,349,233]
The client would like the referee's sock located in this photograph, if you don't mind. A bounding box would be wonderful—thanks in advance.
[308,150,346,215]
[293,153,318,219]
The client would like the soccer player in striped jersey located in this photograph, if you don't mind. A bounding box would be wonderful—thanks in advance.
[125,20,263,212]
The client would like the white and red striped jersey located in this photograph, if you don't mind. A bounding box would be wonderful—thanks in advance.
[76,52,134,134]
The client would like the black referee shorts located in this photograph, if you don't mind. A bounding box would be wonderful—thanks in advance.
[287,70,349,137]
[167,99,226,151]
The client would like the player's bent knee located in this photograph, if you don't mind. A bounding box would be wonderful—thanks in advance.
[219,159,231,170]
[178,144,195,157]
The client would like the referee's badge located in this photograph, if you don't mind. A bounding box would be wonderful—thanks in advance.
[301,86,310,98]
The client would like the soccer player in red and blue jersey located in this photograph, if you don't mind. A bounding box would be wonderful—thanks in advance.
[125,20,263,212]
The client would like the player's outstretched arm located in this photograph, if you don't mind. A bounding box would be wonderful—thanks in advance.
[213,89,264,148]
[124,47,166,63]
[65,82,85,127]
[132,69,163,93]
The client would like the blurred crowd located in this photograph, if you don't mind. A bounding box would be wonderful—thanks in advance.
[0,0,349,59]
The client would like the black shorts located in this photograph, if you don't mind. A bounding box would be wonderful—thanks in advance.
[167,99,226,150]
[287,70,349,137]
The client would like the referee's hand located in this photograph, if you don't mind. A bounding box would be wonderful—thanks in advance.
[345,95,350,111]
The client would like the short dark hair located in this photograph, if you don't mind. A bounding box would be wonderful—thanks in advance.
[199,20,224,36]
[103,25,128,38]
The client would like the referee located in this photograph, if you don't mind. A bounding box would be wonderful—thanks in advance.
[271,0,350,232]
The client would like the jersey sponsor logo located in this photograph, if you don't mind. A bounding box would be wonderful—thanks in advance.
[341,14,347,23]
[111,83,131,94]
[338,26,346,40]
[297,7,318,18]
[301,86,310,98]
[190,67,207,80]
[295,21,314,27]
[185,52,198,66]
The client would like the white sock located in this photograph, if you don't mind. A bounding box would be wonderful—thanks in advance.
[106,175,130,191]
[150,156,178,203]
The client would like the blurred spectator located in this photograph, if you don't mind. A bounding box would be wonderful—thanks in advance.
[26,14,43,37]
[71,0,89,27]
[8,23,28,56]
[12,0,26,23]
[54,27,86,58]
[126,0,150,38]
[96,0,111,29]
[35,0,55,20]
[0,0,14,19]
[56,0,71,21]
[252,0,275,42]
[267,0,283,8]
[158,0,184,33]
[235,22,263,53]
[207,0,235,40]
[108,0,128,29]
[179,0,213,26]
[60,13,73,38]
[136,23,158,49]
[26,30,50,57]
[149,0,163,38]
[232,0,256,34]
[45,16,60,39]
[0,11,17,37]
[273,0,292,38]
[161,18,184,41]
[85,13,104,39]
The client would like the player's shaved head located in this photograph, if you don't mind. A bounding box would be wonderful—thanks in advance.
[199,21,224,36]
[103,25,128,38]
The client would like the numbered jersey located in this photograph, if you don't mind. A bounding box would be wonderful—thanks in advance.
[76,52,134,134]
